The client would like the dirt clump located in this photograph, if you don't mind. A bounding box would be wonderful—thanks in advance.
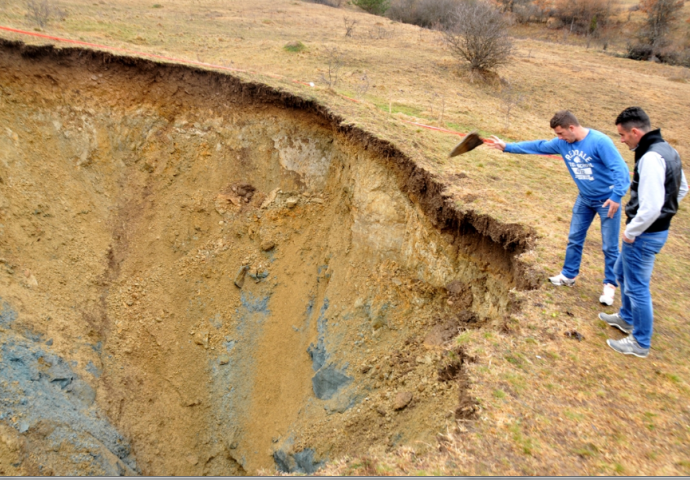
[393,391,414,410]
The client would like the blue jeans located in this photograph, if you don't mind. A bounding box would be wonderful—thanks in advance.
[614,230,668,349]
[562,195,621,286]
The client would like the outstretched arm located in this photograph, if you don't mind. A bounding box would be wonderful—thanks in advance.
[488,136,561,155]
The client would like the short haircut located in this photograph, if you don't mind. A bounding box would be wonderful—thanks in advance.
[615,107,651,132]
[550,110,580,129]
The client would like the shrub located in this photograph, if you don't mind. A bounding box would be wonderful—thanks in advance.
[627,43,654,60]
[442,0,513,73]
[513,2,550,24]
[627,0,685,63]
[352,0,391,15]
[411,0,459,28]
[494,0,532,13]
[627,42,690,66]
[284,41,306,53]
[26,0,63,28]
[552,0,619,36]
[303,0,345,7]
[660,47,690,67]
[386,0,417,24]
[387,0,461,28]
[637,0,685,50]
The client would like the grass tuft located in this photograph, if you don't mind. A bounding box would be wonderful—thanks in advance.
[283,41,305,53]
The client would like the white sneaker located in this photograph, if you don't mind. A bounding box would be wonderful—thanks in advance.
[599,283,616,306]
[549,273,575,287]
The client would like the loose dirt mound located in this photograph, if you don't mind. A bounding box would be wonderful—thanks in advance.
[0,40,536,475]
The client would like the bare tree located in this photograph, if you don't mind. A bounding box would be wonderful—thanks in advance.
[552,0,619,36]
[494,0,533,13]
[638,0,685,52]
[368,22,393,39]
[320,47,343,88]
[355,72,370,98]
[26,0,61,28]
[343,17,359,37]
[442,1,513,73]
[627,0,685,61]
[498,79,524,130]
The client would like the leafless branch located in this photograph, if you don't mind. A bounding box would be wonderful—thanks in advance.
[442,1,513,73]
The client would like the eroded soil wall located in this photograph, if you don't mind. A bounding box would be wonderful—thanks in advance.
[0,40,536,475]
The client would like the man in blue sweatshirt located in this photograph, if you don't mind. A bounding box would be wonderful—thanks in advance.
[488,111,631,305]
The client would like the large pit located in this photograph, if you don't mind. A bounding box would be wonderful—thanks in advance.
[0,40,536,475]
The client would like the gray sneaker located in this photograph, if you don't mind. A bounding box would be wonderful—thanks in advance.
[606,335,649,358]
[598,312,632,334]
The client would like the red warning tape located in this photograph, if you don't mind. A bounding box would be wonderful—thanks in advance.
[0,24,562,160]
[400,120,562,160]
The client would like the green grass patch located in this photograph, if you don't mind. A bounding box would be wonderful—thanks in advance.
[455,331,471,345]
[283,41,306,53]
[505,372,526,392]
[505,352,527,369]
[643,411,657,430]
[564,410,584,421]
[543,350,559,360]
[574,442,599,458]
[509,422,537,455]
[493,389,506,399]
[372,100,425,118]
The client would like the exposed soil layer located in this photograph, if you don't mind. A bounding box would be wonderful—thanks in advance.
[0,39,537,475]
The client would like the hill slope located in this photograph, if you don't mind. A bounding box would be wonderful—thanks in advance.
[1,0,689,475]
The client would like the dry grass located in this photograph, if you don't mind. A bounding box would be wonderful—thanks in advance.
[2,0,690,475]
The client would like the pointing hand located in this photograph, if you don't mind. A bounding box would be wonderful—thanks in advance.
[487,135,506,152]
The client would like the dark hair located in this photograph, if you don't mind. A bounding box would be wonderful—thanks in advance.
[550,110,580,129]
[615,107,651,132]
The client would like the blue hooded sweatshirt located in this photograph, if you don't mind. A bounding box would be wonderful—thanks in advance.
[504,129,630,204]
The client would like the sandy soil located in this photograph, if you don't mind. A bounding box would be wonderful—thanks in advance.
[0,40,532,475]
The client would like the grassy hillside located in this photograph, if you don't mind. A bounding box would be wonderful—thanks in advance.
[1,0,690,474]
